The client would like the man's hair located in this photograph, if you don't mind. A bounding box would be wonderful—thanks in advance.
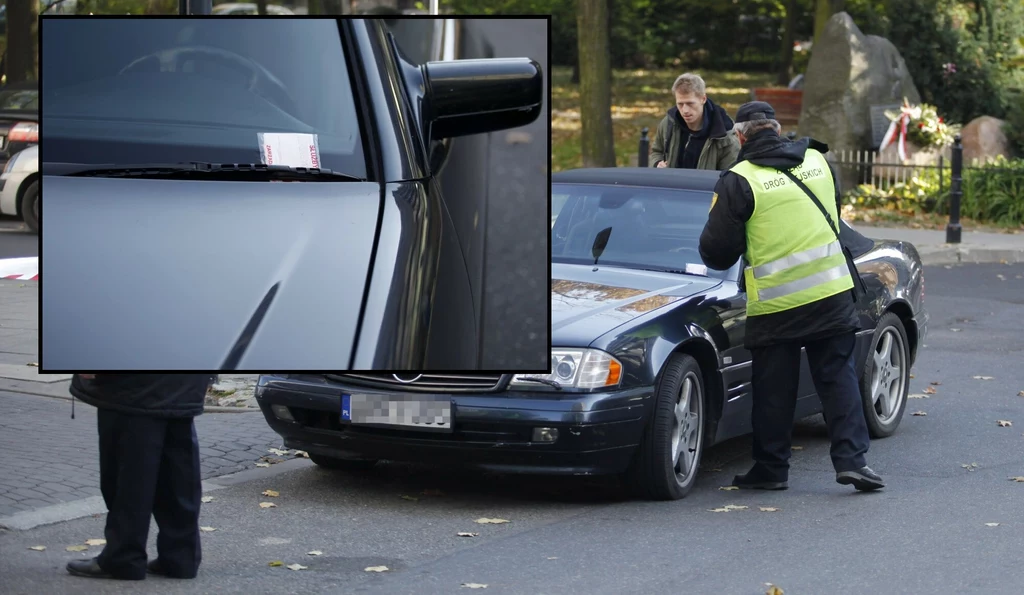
[734,118,782,137]
[671,73,706,97]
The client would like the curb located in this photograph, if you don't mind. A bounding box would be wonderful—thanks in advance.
[0,457,314,531]
[917,246,1024,266]
[0,381,262,413]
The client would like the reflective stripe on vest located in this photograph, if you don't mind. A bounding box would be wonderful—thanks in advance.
[730,149,853,317]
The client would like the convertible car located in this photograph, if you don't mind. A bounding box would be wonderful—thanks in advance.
[40,17,542,370]
[255,167,928,500]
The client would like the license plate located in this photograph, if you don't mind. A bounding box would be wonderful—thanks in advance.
[341,393,452,432]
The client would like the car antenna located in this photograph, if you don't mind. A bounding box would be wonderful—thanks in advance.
[591,227,612,271]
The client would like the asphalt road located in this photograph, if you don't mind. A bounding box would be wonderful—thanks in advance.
[2,264,1021,594]
[0,216,37,258]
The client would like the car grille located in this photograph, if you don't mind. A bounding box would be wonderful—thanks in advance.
[324,373,506,393]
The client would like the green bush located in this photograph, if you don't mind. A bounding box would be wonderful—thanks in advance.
[1004,90,1024,158]
[844,169,944,213]
[957,156,1024,225]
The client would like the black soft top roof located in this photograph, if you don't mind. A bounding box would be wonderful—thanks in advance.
[552,167,721,192]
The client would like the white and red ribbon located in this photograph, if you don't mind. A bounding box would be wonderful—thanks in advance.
[880,99,915,162]
[0,257,38,280]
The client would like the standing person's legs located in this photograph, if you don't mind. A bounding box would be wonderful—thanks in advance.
[804,331,871,473]
[151,417,203,578]
[734,341,802,488]
[94,412,167,579]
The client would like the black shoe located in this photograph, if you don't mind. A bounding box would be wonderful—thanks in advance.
[147,559,166,576]
[67,557,112,579]
[836,466,885,491]
[732,467,788,490]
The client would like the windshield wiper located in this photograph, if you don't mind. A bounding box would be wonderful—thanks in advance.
[637,266,709,277]
[44,162,365,182]
[515,377,563,391]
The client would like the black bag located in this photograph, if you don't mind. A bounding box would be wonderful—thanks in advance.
[773,167,868,301]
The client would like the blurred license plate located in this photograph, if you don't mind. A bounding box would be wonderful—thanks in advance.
[341,393,452,432]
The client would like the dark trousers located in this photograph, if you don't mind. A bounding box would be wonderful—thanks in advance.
[96,409,202,579]
[750,330,870,480]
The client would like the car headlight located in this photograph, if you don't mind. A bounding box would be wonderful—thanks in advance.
[510,348,623,390]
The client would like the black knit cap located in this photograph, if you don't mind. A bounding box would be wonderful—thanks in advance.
[735,101,776,123]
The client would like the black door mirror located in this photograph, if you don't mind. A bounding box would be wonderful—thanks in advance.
[423,57,542,139]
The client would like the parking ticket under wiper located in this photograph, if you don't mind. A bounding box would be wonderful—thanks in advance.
[44,162,365,182]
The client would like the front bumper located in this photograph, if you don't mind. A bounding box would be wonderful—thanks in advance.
[255,375,654,475]
[0,170,29,217]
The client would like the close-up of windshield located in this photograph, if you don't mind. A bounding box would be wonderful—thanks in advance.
[41,18,367,178]
[551,184,738,281]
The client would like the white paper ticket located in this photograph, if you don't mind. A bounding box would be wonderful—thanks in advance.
[258,132,322,169]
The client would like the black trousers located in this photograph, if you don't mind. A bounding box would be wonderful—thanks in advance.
[750,330,870,481]
[96,409,202,579]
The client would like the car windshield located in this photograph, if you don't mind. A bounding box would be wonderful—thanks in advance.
[41,18,367,178]
[0,86,38,111]
[551,183,740,281]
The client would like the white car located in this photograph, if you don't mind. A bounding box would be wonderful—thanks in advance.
[0,144,38,233]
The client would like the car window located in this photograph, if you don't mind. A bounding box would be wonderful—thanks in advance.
[41,18,367,179]
[0,87,38,111]
[551,183,736,280]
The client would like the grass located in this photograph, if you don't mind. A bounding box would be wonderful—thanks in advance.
[552,66,775,172]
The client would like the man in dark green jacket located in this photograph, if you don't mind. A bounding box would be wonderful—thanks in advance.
[650,73,740,171]
[65,374,214,581]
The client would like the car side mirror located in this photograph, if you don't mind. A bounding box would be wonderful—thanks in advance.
[423,58,543,139]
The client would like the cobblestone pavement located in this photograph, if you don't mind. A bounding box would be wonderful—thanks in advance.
[0,391,285,518]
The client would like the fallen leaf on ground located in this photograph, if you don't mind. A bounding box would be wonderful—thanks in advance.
[950,328,962,332]
[1018,391,1024,397]
[1008,477,1024,482]
[85,539,106,546]
[365,566,389,572]
[307,550,323,556]
[506,131,533,144]
[973,376,995,380]
[923,386,937,394]
[723,504,748,510]
[262,490,280,497]
[931,381,942,386]
[765,583,785,595]
[997,274,1006,280]
[259,502,277,509]
[462,584,488,589]
[910,374,915,378]
[268,448,290,456]
[791,446,804,450]
[287,564,308,571]
[908,394,930,399]
[985,523,1000,527]
[961,463,979,471]
[66,545,88,552]
[27,362,39,367]
[200,526,217,532]
[293,450,310,458]
[708,507,731,512]
[268,561,283,567]
[718,486,739,491]
[474,518,510,524]
[998,420,1013,427]
[912,411,928,416]
[255,462,271,468]
[421,488,444,497]
[28,545,46,551]
[457,532,479,537]
[201,496,215,503]
[710,468,723,472]
[759,507,780,512]
[400,495,419,502]
[547,557,558,560]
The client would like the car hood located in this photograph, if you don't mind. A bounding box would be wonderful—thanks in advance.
[551,262,722,347]
[42,176,382,369]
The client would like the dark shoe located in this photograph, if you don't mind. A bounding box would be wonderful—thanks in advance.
[732,466,788,490]
[67,556,145,580]
[836,466,885,491]
[147,559,166,576]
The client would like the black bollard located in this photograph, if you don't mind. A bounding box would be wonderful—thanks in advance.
[638,127,650,168]
[945,134,962,244]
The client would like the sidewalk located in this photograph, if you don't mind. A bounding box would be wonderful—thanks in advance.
[855,225,1024,265]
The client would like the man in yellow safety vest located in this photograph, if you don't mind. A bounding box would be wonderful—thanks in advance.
[698,101,884,492]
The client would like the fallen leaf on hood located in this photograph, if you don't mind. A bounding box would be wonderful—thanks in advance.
[759,507,780,512]
[287,564,308,571]
[912,411,928,416]
[85,539,106,546]
[422,488,444,497]
[66,545,88,552]
[259,502,277,509]
[200,526,217,532]
[400,495,419,502]
[268,561,284,567]
[365,566,389,572]
[457,532,479,537]
[462,584,489,589]
[930,381,942,385]
[201,496,215,503]
[474,518,510,524]
[985,523,1000,527]
[26,362,39,367]
[791,446,804,450]
[1008,477,1024,482]
[718,486,739,491]
[923,386,937,394]
[997,420,1013,427]
[293,450,310,458]
[723,504,748,510]
[268,448,290,456]
[255,462,271,468]
[262,490,280,497]
[973,376,995,380]
[765,583,785,595]
[908,393,930,399]
[28,545,46,551]
[506,131,533,144]
[997,274,1006,280]
[910,373,915,378]
[307,550,323,556]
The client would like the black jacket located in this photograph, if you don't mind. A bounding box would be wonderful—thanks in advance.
[698,129,861,349]
[70,374,214,418]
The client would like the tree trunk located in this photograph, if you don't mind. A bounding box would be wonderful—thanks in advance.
[813,0,845,44]
[256,0,268,14]
[577,0,616,168]
[776,0,797,86]
[5,0,39,84]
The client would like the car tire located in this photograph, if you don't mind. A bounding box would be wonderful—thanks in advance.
[20,180,39,234]
[859,312,910,438]
[308,453,379,472]
[624,353,706,500]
